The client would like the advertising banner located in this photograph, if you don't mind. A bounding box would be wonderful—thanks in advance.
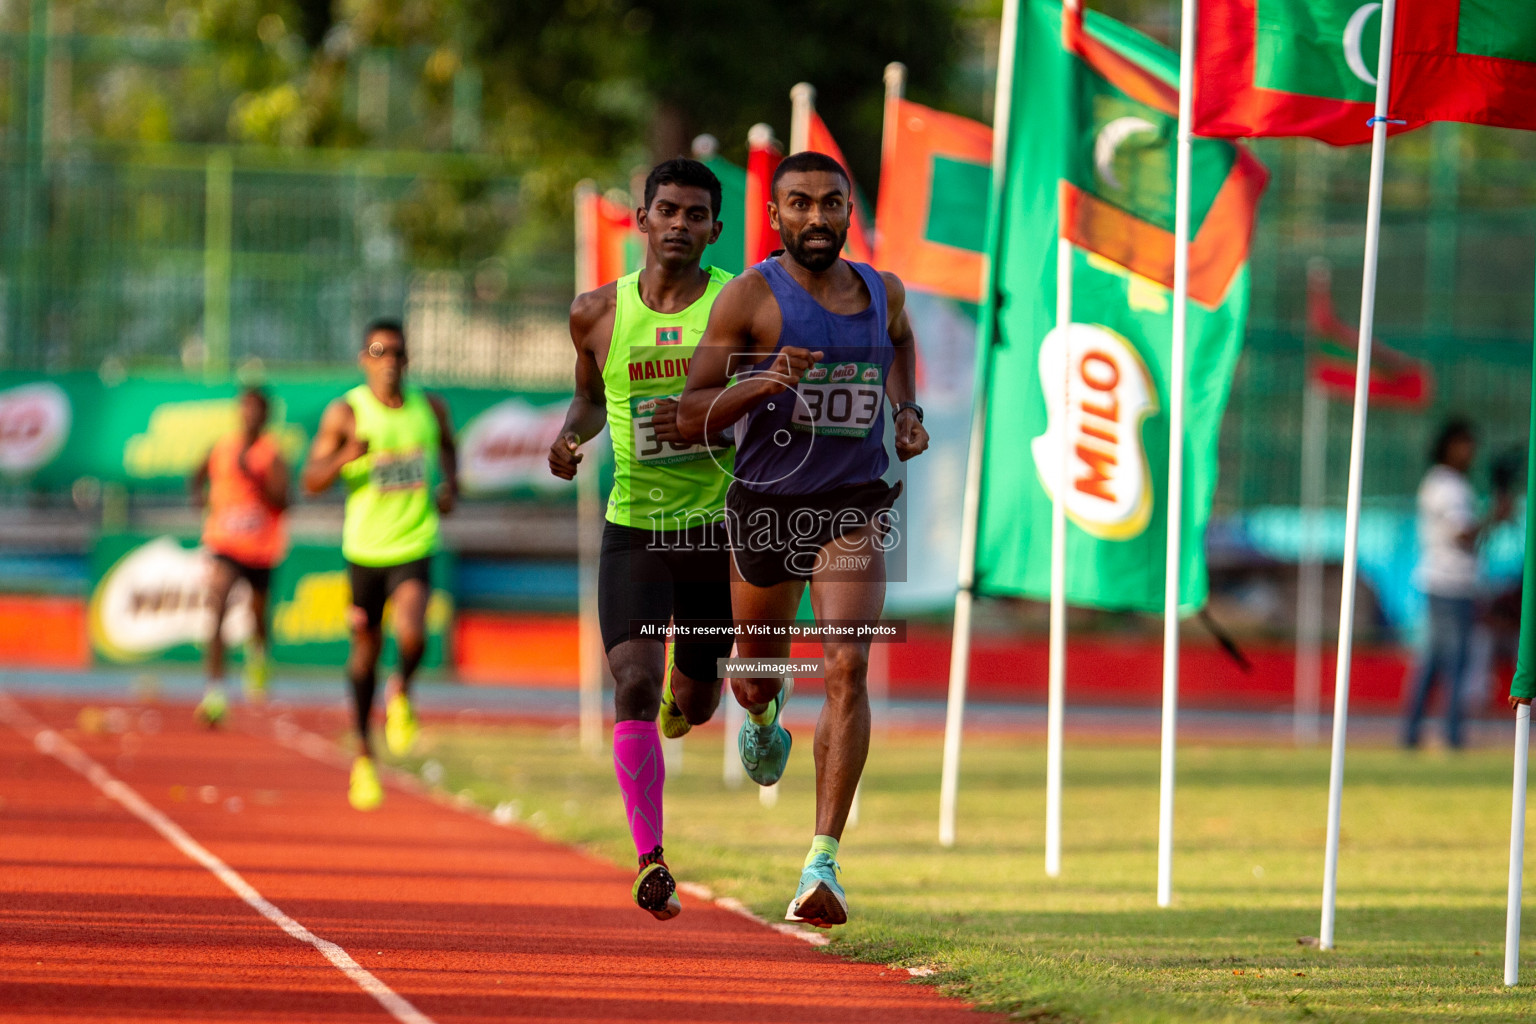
[89,534,454,668]
[0,372,575,499]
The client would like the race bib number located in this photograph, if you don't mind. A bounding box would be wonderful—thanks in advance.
[791,362,885,438]
[631,393,721,465]
[370,450,427,492]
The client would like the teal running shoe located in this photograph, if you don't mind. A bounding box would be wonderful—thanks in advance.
[738,679,792,786]
[785,853,847,928]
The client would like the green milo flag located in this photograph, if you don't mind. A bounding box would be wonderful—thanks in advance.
[973,0,1260,613]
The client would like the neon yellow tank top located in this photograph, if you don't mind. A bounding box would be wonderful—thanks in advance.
[602,266,734,529]
[340,384,440,566]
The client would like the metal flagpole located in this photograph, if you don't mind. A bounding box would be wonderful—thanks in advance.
[1155,0,1200,908]
[939,0,1020,848]
[1320,0,1398,951]
[1507,703,1530,986]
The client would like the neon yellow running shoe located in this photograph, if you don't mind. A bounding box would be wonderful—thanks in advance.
[384,692,419,757]
[348,756,383,811]
[632,846,681,921]
[242,646,270,703]
[194,688,228,729]
[657,681,691,740]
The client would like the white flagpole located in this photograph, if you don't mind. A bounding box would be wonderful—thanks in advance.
[1507,703,1531,986]
[1045,231,1069,879]
[1044,0,1084,883]
[790,83,814,153]
[1295,377,1328,746]
[1155,0,1200,908]
[573,181,605,757]
[940,0,1020,848]
[1320,0,1398,951]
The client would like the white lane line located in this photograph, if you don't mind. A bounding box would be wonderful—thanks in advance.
[0,693,437,1024]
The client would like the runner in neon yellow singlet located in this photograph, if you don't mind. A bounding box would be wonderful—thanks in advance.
[302,318,458,812]
[549,159,737,922]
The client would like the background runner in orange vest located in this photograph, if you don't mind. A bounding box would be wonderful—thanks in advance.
[189,387,290,725]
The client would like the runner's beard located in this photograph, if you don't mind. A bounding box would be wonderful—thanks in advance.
[783,226,846,272]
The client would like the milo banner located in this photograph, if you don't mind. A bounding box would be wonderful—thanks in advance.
[89,534,454,667]
[974,1,1259,613]
[0,372,573,498]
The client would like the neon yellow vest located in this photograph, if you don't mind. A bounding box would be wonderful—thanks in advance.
[340,384,440,565]
[602,266,734,529]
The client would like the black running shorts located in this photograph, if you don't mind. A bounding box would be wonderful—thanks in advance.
[597,520,734,682]
[725,479,900,588]
[211,551,273,592]
[347,556,433,631]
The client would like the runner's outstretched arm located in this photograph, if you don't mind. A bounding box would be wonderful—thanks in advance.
[259,453,291,512]
[428,394,457,513]
[549,287,612,480]
[880,272,929,462]
[677,272,821,443]
[301,399,366,494]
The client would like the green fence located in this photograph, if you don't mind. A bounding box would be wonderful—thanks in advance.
[0,152,573,385]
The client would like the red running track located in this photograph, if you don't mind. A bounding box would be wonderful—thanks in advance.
[0,693,1001,1024]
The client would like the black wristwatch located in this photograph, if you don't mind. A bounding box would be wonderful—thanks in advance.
[894,401,924,423]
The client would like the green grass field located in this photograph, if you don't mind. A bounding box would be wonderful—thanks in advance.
[386,719,1536,1022]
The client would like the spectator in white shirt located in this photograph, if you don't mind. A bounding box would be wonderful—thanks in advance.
[1403,419,1510,749]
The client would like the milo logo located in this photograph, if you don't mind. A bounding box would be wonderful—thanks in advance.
[861,366,881,382]
[636,398,659,415]
[830,363,858,383]
[804,366,829,382]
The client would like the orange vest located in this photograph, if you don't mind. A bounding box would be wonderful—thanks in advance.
[202,433,288,568]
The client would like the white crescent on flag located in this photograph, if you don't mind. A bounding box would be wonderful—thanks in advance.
[1093,116,1159,192]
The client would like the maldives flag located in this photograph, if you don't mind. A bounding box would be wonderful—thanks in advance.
[1194,0,1423,145]
[575,185,640,293]
[744,124,783,266]
[1391,3,1536,130]
[803,111,876,264]
[1306,261,1432,407]
[873,99,992,303]
[1062,3,1269,307]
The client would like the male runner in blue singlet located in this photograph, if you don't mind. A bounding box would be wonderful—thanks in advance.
[677,151,929,928]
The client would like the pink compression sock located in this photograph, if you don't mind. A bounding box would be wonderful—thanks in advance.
[613,720,665,859]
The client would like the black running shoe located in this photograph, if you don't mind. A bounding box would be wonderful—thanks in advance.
[632,845,682,921]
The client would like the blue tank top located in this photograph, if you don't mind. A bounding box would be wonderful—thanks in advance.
[732,258,893,495]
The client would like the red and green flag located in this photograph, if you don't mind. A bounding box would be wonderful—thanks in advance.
[1062,1,1269,307]
[1196,0,1536,144]
[873,99,993,303]
[744,125,783,266]
[1306,262,1432,407]
[803,111,877,264]
[575,185,640,293]
[1392,3,1536,130]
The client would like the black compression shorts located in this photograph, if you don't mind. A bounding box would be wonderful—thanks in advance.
[597,520,734,683]
[346,556,432,631]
